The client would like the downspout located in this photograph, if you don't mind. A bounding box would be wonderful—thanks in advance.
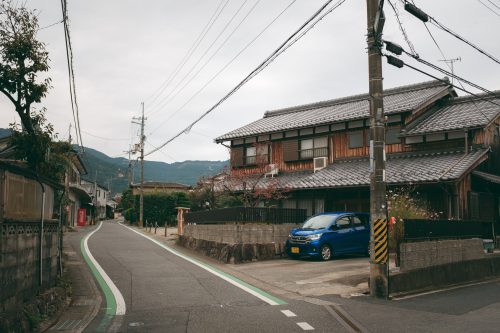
[35,175,46,287]
[57,187,66,277]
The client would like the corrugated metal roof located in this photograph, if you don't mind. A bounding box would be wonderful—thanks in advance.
[403,92,500,135]
[215,79,452,142]
[224,148,488,191]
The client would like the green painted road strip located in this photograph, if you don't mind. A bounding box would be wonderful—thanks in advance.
[81,222,126,315]
[118,222,287,306]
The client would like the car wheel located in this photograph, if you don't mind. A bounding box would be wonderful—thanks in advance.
[320,244,332,261]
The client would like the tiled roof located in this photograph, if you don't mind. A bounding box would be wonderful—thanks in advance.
[404,92,500,136]
[225,148,488,191]
[215,79,452,142]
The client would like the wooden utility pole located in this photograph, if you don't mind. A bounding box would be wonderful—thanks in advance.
[132,103,147,227]
[367,0,389,298]
[139,102,145,228]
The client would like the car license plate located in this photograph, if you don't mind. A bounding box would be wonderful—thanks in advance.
[291,247,299,254]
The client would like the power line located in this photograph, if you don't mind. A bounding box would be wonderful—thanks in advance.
[146,0,259,117]
[60,0,84,152]
[145,0,347,157]
[387,0,417,56]
[144,0,230,108]
[384,54,500,110]
[401,0,500,65]
[399,0,495,122]
[477,0,500,17]
[486,0,500,11]
[81,130,130,141]
[148,0,297,136]
[38,18,63,31]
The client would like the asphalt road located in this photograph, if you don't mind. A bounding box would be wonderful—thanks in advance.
[75,220,500,333]
[82,221,355,333]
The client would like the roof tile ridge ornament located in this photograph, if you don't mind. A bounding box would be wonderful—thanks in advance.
[263,78,448,119]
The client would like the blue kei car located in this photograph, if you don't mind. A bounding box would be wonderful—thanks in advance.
[286,212,370,261]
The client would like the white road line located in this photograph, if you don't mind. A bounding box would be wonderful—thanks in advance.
[118,223,285,306]
[281,310,297,317]
[83,222,126,315]
[297,322,315,331]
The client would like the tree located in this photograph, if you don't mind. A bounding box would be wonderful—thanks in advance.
[0,0,51,136]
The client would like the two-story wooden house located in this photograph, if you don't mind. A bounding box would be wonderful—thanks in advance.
[215,79,500,220]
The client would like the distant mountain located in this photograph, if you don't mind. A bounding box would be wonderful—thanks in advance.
[78,146,228,196]
[0,128,11,139]
[0,128,221,195]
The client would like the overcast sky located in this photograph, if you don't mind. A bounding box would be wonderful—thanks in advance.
[1,0,499,164]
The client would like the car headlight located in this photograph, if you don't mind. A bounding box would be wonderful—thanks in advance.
[288,234,292,238]
[307,234,321,241]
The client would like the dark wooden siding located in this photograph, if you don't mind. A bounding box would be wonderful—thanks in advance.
[231,147,244,167]
[283,139,299,162]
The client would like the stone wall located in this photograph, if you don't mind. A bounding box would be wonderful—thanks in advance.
[399,238,485,271]
[0,222,60,319]
[180,223,300,263]
[183,223,299,252]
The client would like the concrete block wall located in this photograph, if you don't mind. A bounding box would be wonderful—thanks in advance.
[183,223,301,256]
[184,223,299,244]
[0,222,59,316]
[400,238,485,272]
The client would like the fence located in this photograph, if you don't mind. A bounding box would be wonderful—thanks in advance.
[403,219,496,241]
[185,207,307,225]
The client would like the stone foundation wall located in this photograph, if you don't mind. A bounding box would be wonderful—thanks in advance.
[399,238,485,272]
[180,223,300,263]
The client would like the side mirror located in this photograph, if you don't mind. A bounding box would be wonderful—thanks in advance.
[330,224,338,230]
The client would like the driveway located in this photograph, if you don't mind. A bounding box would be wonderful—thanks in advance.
[227,256,370,298]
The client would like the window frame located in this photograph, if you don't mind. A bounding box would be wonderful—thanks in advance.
[299,136,329,160]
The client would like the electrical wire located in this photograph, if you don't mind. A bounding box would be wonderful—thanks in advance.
[38,18,63,31]
[384,54,500,110]
[387,0,417,56]
[145,0,347,157]
[477,0,500,17]
[148,0,297,136]
[486,0,500,11]
[402,0,494,122]
[61,0,84,152]
[81,130,130,141]
[401,0,500,65]
[392,44,494,95]
[144,0,230,108]
[146,0,259,117]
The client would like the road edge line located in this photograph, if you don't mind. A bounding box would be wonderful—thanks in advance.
[118,222,287,306]
[81,221,126,315]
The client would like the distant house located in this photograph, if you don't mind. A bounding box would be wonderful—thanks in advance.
[215,79,500,220]
[130,181,191,195]
[81,180,109,221]
[66,151,92,226]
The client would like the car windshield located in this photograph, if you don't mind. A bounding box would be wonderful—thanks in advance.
[302,215,338,230]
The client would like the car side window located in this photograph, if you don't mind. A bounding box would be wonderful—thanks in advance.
[351,216,364,226]
[335,216,352,230]
[355,214,369,227]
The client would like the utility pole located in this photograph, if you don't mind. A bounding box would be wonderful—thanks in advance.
[367,0,389,298]
[133,103,146,227]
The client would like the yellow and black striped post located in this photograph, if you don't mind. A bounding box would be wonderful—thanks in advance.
[373,218,388,264]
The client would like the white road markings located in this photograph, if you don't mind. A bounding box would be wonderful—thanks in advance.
[297,322,315,330]
[281,310,297,317]
[82,222,126,315]
[118,222,287,306]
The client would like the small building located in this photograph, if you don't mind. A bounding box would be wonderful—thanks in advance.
[81,180,110,221]
[215,79,500,220]
[130,181,190,195]
[66,152,92,226]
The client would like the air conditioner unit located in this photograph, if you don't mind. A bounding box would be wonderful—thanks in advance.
[264,164,279,177]
[313,157,328,173]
